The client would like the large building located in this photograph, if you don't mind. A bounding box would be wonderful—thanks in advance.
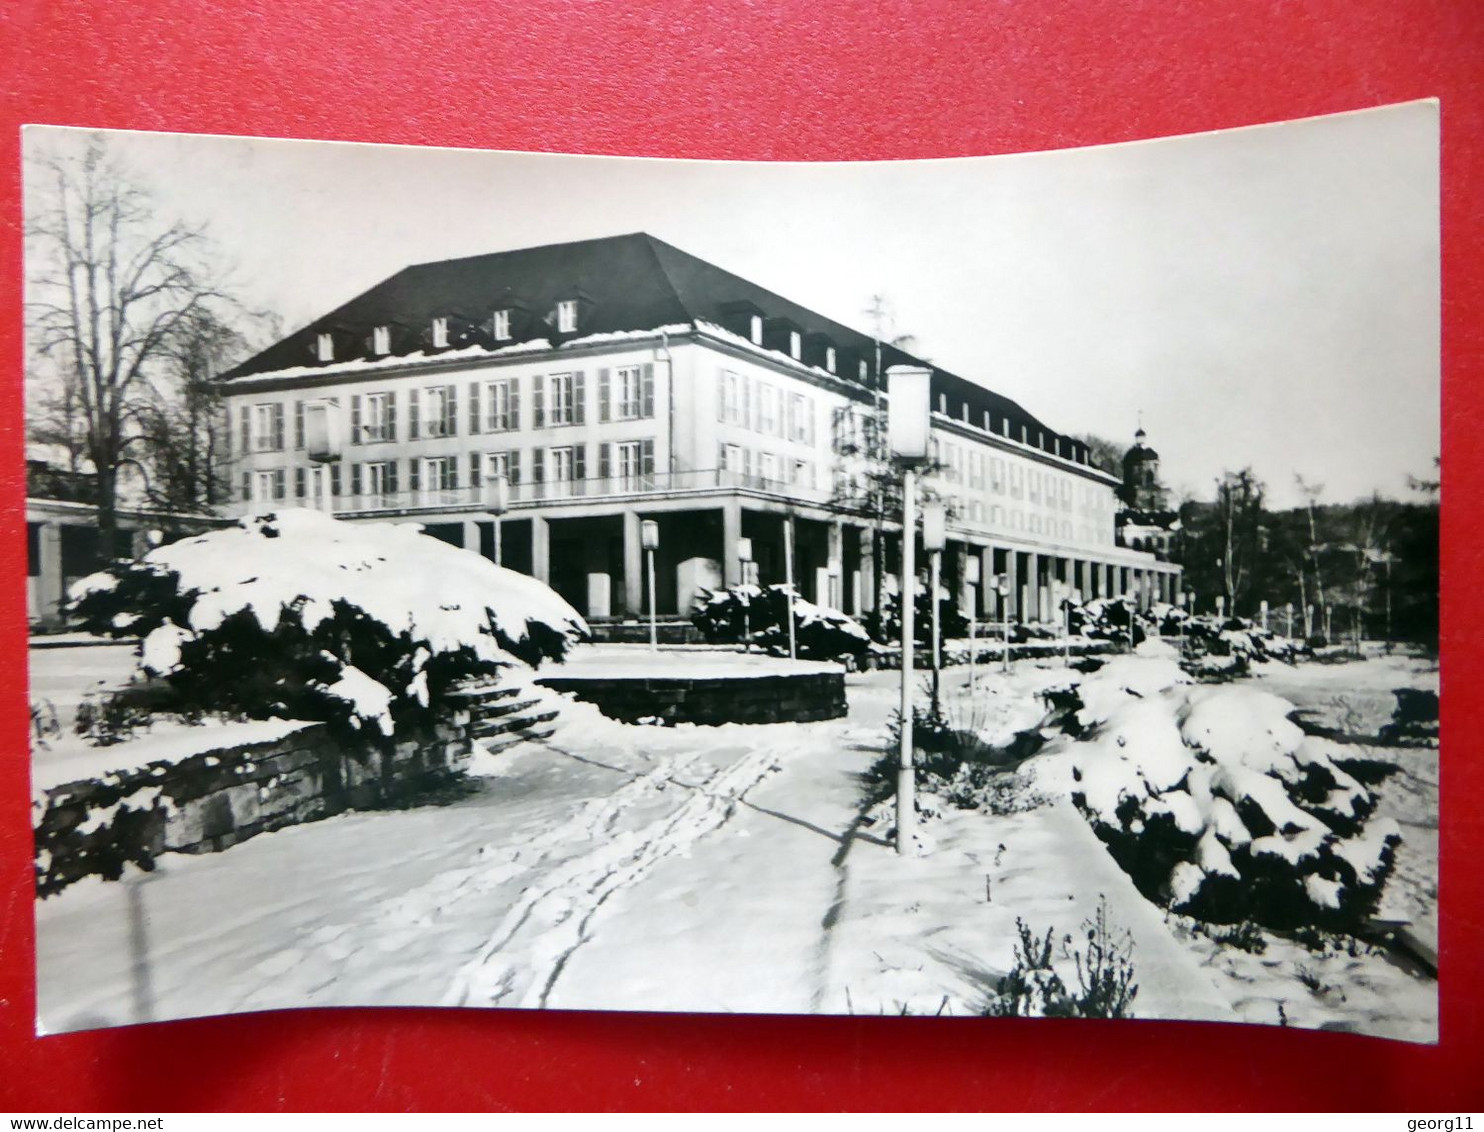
[219,233,1179,625]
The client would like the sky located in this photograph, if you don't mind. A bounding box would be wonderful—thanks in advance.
[23,102,1439,509]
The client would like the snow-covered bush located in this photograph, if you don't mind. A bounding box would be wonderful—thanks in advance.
[1026,656,1400,931]
[690,583,871,663]
[866,589,971,651]
[1177,614,1306,675]
[1068,597,1147,648]
[68,509,589,738]
[1379,687,1439,746]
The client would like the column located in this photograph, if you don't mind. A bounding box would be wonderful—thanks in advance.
[1024,550,1040,623]
[531,515,551,586]
[461,519,481,554]
[1074,559,1088,602]
[622,510,643,616]
[859,526,877,614]
[827,520,844,609]
[1005,548,1020,621]
[722,500,743,587]
[1101,562,1113,600]
[979,545,995,618]
[37,522,64,628]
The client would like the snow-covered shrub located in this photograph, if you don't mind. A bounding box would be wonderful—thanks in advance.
[1379,687,1439,746]
[1068,596,1147,648]
[690,583,871,663]
[1026,657,1399,931]
[869,589,971,652]
[1176,614,1306,676]
[68,509,588,738]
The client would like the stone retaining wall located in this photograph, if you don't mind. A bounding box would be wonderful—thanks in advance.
[34,719,471,896]
[536,670,847,725]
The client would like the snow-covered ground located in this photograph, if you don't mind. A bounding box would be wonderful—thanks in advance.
[32,648,1437,1040]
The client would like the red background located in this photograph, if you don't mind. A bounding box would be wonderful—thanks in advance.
[0,0,1479,1112]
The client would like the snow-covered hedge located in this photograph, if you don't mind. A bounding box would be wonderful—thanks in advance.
[691,583,871,663]
[1067,600,1306,679]
[1026,657,1399,930]
[68,510,589,737]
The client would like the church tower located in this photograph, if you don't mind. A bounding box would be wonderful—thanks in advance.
[1120,427,1168,512]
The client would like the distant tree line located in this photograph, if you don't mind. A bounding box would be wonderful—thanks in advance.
[1177,466,1438,649]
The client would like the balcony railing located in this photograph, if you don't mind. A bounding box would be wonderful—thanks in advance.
[243,467,834,517]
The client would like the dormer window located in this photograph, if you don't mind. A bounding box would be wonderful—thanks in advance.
[749,315,763,345]
[938,393,948,414]
[556,299,578,334]
[492,308,512,341]
[789,330,802,360]
[316,332,334,362]
[431,317,449,349]
[859,358,869,381]
[825,346,837,374]
[372,326,390,356]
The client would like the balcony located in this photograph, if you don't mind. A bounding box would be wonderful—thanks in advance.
[238,467,834,518]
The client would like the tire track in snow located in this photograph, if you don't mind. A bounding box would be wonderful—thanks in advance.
[442,742,787,1010]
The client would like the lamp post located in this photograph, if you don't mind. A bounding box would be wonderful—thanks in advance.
[782,512,797,661]
[302,399,344,515]
[996,575,1011,673]
[922,501,946,715]
[737,536,754,653]
[887,365,932,856]
[641,519,660,652]
[1176,588,1187,657]
[965,555,981,697]
[485,472,509,566]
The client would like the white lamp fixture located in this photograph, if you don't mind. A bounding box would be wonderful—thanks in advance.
[303,400,343,463]
[887,366,933,463]
[485,472,509,516]
[641,520,660,652]
[921,501,947,553]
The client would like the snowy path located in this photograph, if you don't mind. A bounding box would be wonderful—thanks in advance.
[34,682,888,1032]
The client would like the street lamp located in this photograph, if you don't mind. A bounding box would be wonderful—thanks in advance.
[641,519,660,652]
[995,574,1011,673]
[922,501,947,715]
[965,555,981,696]
[485,472,509,566]
[737,536,754,653]
[303,400,344,514]
[782,512,797,661]
[887,364,932,857]
[1176,588,1187,657]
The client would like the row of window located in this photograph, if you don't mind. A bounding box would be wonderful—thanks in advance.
[242,440,659,504]
[934,440,1108,514]
[716,443,817,491]
[933,398,1090,467]
[717,370,818,444]
[312,301,578,363]
[233,366,656,454]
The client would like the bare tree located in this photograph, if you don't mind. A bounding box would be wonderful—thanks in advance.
[134,309,249,514]
[1214,468,1265,612]
[26,134,225,555]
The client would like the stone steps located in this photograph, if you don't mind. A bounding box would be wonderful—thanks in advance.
[453,681,562,754]
[471,707,560,739]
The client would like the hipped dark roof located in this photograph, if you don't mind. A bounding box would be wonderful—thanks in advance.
[225,232,1073,456]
